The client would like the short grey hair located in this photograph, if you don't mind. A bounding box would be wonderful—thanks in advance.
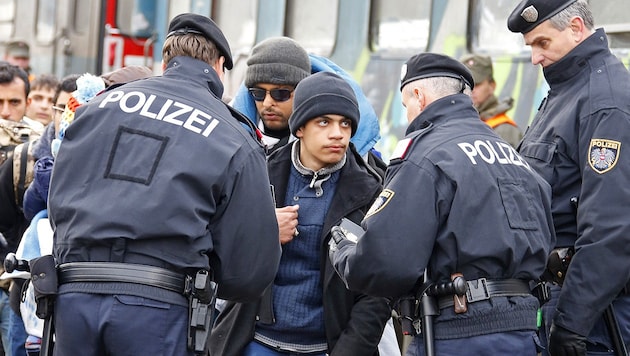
[404,77,472,99]
[549,0,594,32]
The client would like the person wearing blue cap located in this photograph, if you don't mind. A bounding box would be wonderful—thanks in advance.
[46,13,281,355]
[329,52,555,355]
[508,1,630,355]
[210,71,392,356]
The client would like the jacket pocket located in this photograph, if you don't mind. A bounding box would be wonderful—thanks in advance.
[497,177,539,230]
[519,141,557,184]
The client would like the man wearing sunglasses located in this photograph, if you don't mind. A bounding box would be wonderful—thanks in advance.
[242,36,311,154]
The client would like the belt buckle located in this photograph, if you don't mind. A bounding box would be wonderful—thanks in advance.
[466,278,489,303]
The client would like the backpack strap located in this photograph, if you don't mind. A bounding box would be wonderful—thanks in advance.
[13,140,37,210]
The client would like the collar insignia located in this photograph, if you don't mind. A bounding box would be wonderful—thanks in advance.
[589,139,620,174]
[390,138,413,161]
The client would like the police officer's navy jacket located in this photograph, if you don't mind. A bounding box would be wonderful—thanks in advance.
[334,94,555,338]
[48,56,281,302]
[518,28,630,336]
[210,143,391,355]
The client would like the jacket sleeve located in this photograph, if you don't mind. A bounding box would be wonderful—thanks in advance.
[555,108,630,335]
[335,160,439,298]
[210,147,281,302]
[330,293,391,356]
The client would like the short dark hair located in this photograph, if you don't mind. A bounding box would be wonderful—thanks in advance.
[0,61,30,97]
[31,74,59,92]
[53,74,80,104]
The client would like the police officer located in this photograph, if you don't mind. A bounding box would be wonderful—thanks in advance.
[508,1,630,355]
[459,53,522,148]
[329,53,555,355]
[47,13,281,355]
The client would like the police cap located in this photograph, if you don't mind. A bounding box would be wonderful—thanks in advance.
[5,40,29,58]
[400,53,474,91]
[460,54,493,85]
[166,13,233,70]
[508,0,577,34]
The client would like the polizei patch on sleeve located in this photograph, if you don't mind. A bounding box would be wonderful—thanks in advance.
[589,138,620,174]
[365,189,395,218]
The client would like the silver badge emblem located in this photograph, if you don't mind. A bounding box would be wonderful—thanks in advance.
[400,63,408,82]
[521,5,539,23]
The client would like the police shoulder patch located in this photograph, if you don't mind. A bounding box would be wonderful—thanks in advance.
[589,139,620,174]
[365,189,395,218]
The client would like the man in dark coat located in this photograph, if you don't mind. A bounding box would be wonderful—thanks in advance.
[508,0,630,355]
[330,53,555,355]
[47,14,280,355]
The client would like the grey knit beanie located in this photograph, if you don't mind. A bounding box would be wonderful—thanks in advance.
[245,37,310,88]
[289,71,360,137]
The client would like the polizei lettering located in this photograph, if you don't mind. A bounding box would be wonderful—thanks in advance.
[99,90,220,137]
[457,140,530,169]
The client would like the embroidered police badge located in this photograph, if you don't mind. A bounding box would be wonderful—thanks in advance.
[589,139,620,174]
[520,5,539,23]
[365,189,395,218]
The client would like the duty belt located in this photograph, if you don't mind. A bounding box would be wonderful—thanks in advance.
[58,262,187,295]
[438,278,531,309]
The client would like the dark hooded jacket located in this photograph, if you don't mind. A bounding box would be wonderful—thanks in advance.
[210,143,391,356]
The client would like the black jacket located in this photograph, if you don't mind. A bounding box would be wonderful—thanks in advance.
[48,56,281,302]
[518,28,630,336]
[332,94,555,338]
[210,143,391,356]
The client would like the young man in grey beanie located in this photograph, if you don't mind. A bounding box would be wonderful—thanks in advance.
[243,36,310,154]
[211,71,392,356]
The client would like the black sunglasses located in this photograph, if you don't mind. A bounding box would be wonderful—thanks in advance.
[248,88,293,102]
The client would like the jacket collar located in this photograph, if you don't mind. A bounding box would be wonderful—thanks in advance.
[163,56,224,98]
[543,28,610,85]
[407,93,478,135]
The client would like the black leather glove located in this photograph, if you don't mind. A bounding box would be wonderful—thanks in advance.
[328,226,355,260]
[548,322,587,356]
[328,226,357,283]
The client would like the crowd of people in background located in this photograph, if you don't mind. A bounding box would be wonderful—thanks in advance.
[0,0,628,355]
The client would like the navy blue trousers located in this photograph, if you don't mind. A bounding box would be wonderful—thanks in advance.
[539,285,630,356]
[406,330,540,356]
[53,292,192,356]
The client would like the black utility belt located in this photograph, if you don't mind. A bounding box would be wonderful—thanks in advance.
[438,278,531,309]
[58,262,187,295]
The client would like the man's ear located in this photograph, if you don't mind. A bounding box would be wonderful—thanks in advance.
[414,86,425,112]
[569,16,587,42]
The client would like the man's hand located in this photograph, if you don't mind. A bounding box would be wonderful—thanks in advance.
[276,205,299,245]
[548,322,587,356]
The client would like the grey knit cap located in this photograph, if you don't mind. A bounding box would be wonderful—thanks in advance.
[289,71,360,137]
[245,37,310,88]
